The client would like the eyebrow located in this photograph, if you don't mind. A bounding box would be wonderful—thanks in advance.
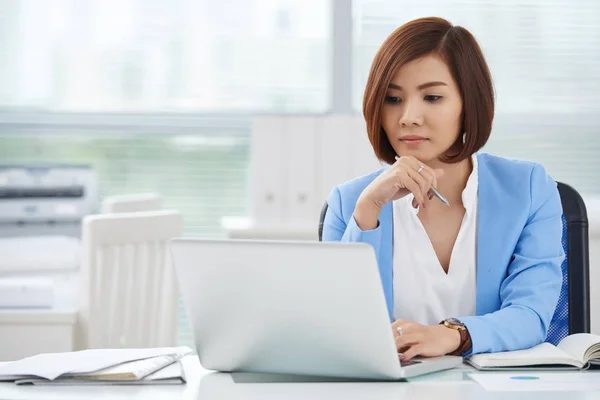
[387,81,448,91]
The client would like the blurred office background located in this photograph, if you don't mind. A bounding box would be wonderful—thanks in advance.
[0,0,599,350]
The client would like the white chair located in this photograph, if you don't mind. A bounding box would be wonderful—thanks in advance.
[76,210,182,350]
[101,193,162,213]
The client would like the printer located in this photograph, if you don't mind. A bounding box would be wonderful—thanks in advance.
[0,164,99,308]
[0,164,98,238]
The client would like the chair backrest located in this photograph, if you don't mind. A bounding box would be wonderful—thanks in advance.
[101,193,163,213]
[318,202,329,242]
[546,182,590,344]
[76,210,183,350]
[317,181,591,344]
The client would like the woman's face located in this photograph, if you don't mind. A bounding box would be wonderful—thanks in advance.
[381,54,463,163]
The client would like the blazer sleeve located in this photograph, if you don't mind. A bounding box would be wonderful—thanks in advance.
[322,186,383,254]
[459,163,564,355]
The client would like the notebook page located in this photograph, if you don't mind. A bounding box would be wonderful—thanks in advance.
[468,342,581,368]
[558,333,600,363]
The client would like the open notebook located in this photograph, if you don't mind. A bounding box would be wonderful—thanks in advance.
[0,347,193,385]
[467,333,600,371]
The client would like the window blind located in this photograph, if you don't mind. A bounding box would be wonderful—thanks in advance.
[353,0,600,196]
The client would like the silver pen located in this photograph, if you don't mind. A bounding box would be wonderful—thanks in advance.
[394,156,450,207]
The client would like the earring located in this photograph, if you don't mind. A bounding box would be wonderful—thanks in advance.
[462,132,466,144]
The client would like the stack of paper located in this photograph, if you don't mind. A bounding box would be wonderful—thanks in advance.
[0,346,193,385]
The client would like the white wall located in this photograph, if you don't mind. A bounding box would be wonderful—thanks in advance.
[588,206,600,334]
[590,237,599,334]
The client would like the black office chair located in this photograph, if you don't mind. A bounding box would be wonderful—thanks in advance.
[547,182,591,344]
[317,182,590,344]
[318,202,329,244]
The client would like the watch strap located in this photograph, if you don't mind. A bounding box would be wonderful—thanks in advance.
[441,319,472,356]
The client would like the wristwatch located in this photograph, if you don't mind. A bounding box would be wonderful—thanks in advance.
[440,318,472,356]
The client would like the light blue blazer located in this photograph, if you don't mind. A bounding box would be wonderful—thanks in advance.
[323,152,564,355]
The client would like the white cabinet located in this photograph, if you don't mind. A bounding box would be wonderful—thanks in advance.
[0,310,76,361]
[241,115,383,239]
[317,116,353,211]
[251,117,286,225]
[283,117,319,225]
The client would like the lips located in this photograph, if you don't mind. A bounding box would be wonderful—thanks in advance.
[400,136,428,145]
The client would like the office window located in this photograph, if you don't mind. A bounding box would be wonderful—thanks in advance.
[0,124,250,347]
[0,0,332,348]
[0,0,331,112]
[353,0,600,195]
[0,129,249,236]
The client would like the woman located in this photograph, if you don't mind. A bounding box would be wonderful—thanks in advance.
[322,17,564,361]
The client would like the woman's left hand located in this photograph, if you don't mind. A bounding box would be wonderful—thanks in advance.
[392,320,461,361]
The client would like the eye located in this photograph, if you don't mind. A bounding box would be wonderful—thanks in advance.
[384,96,402,104]
[424,95,442,102]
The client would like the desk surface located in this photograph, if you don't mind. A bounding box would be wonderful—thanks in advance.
[1,356,600,399]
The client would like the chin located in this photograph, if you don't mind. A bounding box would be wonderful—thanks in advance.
[395,147,440,163]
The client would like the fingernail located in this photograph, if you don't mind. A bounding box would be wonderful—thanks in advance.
[400,355,406,362]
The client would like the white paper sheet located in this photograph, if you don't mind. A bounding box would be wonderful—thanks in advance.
[469,372,600,392]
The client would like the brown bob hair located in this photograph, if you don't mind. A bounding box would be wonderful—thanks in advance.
[363,17,494,164]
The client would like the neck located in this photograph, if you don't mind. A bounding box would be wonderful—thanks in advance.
[428,155,473,205]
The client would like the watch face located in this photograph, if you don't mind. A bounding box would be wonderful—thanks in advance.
[446,318,465,327]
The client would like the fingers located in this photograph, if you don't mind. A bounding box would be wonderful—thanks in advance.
[394,156,443,208]
[405,167,432,205]
[418,169,437,197]
[393,163,425,207]
[398,156,444,186]
[400,345,423,361]
[392,320,425,357]
[392,320,406,338]
[395,333,420,351]
[391,320,406,329]
[401,174,425,207]
[392,320,418,340]
[403,157,436,194]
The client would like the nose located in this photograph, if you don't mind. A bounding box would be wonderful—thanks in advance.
[398,100,424,127]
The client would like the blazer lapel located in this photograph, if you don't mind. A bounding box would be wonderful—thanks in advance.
[379,200,395,320]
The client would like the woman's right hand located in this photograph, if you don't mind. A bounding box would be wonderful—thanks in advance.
[353,156,444,230]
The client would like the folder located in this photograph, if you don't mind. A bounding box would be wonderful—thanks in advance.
[0,346,192,385]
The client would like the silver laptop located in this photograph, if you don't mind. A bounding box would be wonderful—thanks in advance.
[170,239,462,380]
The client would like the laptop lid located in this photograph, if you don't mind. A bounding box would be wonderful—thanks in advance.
[170,239,403,380]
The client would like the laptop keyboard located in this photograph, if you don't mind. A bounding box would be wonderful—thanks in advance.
[399,358,421,367]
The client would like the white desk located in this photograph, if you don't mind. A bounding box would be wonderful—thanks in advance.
[1,356,599,399]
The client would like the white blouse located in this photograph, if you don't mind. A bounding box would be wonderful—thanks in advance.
[392,155,478,325]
